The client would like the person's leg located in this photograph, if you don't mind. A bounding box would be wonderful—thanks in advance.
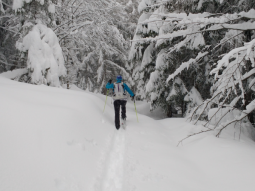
[114,100,121,130]
[120,100,127,119]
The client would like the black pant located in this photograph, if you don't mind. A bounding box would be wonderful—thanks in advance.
[113,100,127,129]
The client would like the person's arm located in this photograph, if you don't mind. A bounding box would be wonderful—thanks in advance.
[106,83,114,89]
[106,80,114,89]
[123,83,135,97]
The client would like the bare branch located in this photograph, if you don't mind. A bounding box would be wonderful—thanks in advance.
[216,113,248,137]
[177,129,213,147]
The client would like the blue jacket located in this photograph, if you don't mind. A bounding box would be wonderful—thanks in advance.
[106,81,134,97]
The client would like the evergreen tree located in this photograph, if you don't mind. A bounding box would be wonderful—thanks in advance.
[129,0,255,123]
[10,0,66,86]
[0,0,21,72]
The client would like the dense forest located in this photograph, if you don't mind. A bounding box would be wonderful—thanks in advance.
[0,0,139,90]
[1,0,255,135]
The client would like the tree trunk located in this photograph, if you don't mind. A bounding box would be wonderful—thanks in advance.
[182,101,185,117]
[167,104,172,118]
[245,30,251,42]
[244,91,254,124]
[67,69,69,89]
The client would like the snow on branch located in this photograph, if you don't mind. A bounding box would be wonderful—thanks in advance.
[166,52,208,83]
[186,38,255,140]
[138,0,162,13]
[221,22,255,31]
[131,1,255,144]
[215,99,255,137]
[211,39,255,79]
[132,9,255,45]
[239,9,255,19]
[105,60,134,85]
[13,0,53,12]
[0,0,5,13]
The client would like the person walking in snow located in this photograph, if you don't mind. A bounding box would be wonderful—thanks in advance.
[106,75,135,130]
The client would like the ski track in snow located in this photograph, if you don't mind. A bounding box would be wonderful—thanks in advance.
[92,129,128,191]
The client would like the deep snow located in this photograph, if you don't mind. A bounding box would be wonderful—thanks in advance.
[1,76,255,191]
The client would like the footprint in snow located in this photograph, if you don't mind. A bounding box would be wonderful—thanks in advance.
[85,138,98,146]
[66,140,86,151]
[55,179,67,190]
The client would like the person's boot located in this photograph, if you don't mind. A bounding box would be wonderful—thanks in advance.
[121,117,126,129]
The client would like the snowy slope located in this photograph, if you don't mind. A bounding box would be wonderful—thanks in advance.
[1,76,255,191]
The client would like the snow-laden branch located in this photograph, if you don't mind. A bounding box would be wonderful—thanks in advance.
[105,60,134,85]
[186,37,255,140]
[166,30,244,83]
[0,26,21,34]
[0,0,5,13]
[1,1,11,8]
[131,0,255,143]
[211,39,255,79]
[166,52,208,83]
[215,22,255,31]
[132,9,255,44]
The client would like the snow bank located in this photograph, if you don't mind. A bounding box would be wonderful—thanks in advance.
[134,100,166,120]
[208,108,255,140]
[1,77,255,191]
[208,108,240,125]
[0,68,28,79]
[62,83,84,91]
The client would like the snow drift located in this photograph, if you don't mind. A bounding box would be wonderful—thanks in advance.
[1,76,255,191]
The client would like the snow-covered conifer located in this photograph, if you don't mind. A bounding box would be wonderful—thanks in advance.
[129,0,255,123]
[16,23,66,86]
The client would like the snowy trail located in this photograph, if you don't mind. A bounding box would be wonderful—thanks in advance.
[92,129,127,191]
[101,130,126,191]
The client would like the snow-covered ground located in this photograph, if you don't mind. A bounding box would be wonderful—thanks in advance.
[1,76,255,191]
